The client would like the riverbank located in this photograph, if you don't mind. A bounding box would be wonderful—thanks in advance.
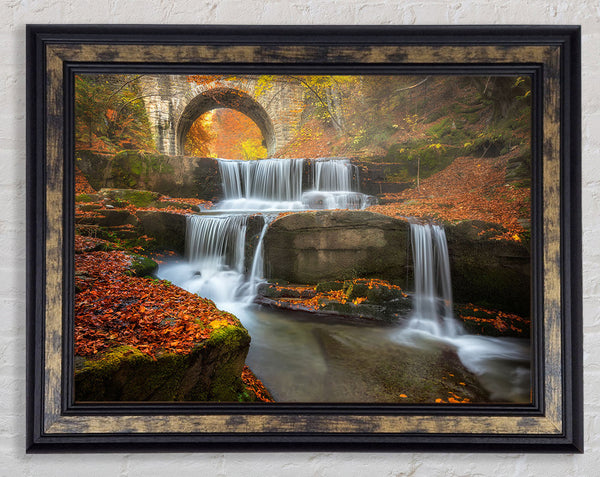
[74,234,272,402]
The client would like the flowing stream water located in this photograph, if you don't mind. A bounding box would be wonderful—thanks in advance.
[156,158,530,403]
[394,223,531,402]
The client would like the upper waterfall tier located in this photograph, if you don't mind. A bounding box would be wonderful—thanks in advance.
[219,158,305,202]
[312,158,357,192]
[216,158,374,211]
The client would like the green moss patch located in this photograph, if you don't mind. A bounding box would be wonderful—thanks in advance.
[126,254,158,277]
[75,322,253,402]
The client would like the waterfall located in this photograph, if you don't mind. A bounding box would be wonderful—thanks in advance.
[179,213,275,306]
[186,214,248,273]
[175,214,250,304]
[163,157,376,307]
[218,158,305,210]
[156,159,530,404]
[305,158,372,209]
[246,214,276,301]
[391,222,533,402]
[313,158,353,191]
[304,158,373,210]
[218,159,244,199]
[218,158,304,200]
[218,157,374,211]
[406,222,462,337]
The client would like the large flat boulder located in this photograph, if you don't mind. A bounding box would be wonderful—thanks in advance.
[263,211,410,286]
[74,323,251,402]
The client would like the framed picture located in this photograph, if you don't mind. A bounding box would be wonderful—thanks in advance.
[26,25,582,452]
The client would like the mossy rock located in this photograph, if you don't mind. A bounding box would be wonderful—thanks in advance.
[136,210,187,254]
[74,323,252,402]
[153,200,201,212]
[100,188,162,207]
[320,301,361,316]
[201,325,253,402]
[77,209,138,228]
[77,152,222,200]
[315,281,346,293]
[257,282,319,300]
[108,151,175,189]
[256,283,282,298]
[458,316,529,339]
[446,220,530,316]
[74,346,186,401]
[345,279,406,304]
[75,193,97,203]
[77,203,103,211]
[126,254,158,277]
[454,304,530,339]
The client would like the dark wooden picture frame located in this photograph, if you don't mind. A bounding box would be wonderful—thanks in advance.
[26,25,582,452]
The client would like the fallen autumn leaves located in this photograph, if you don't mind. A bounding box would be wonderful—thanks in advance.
[368,153,530,242]
[74,236,274,402]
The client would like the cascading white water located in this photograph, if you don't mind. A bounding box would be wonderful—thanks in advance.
[156,158,530,403]
[161,213,273,308]
[395,222,530,402]
[301,190,375,210]
[407,222,461,337]
[218,158,305,210]
[246,214,276,300]
[217,157,374,211]
[185,214,247,272]
[167,157,374,309]
[162,214,250,305]
[304,158,373,210]
[313,158,353,191]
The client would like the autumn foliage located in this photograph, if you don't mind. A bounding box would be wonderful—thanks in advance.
[73,73,534,404]
[456,303,530,337]
[75,247,229,357]
[183,115,214,156]
[75,166,96,194]
[75,74,154,153]
[186,109,267,160]
[368,152,530,241]
[259,279,407,313]
[241,366,274,403]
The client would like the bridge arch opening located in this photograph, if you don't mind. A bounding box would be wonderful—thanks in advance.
[177,88,276,157]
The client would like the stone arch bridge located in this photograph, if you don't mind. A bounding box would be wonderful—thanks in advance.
[138,75,306,157]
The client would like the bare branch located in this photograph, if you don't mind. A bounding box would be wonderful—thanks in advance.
[395,77,430,93]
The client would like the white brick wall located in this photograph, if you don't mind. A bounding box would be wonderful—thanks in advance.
[1,1,595,475]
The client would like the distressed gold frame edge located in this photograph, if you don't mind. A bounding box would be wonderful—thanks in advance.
[26,25,582,452]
